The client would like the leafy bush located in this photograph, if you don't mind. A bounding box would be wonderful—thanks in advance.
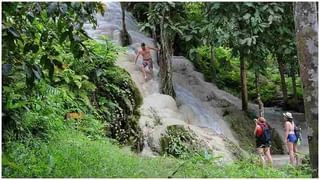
[188,46,241,96]
[188,46,214,82]
[75,39,144,151]
[66,114,106,140]
[160,125,200,158]
[3,24,144,151]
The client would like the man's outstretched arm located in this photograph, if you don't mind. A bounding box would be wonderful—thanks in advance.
[148,46,160,51]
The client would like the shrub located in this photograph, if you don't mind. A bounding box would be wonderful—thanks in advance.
[160,125,200,158]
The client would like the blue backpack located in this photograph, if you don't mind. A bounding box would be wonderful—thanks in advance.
[260,123,272,143]
[294,125,302,142]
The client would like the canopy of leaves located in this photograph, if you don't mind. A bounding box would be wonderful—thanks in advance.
[2,2,104,87]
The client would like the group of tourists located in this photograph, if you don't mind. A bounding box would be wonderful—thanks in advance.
[254,112,302,167]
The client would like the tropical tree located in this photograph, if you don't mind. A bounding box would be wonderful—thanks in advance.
[265,3,297,106]
[280,36,299,104]
[143,3,185,97]
[148,2,158,45]
[249,44,269,116]
[205,2,283,111]
[294,2,318,177]
[199,17,220,82]
[288,53,299,102]
[120,2,131,46]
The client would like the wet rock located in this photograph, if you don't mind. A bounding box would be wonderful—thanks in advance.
[94,2,247,163]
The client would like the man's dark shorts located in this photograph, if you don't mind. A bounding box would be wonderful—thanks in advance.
[256,138,271,148]
[142,58,153,69]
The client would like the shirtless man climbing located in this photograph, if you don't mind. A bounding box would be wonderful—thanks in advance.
[134,43,160,80]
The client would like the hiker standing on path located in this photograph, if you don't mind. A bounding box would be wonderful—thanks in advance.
[254,117,273,167]
[283,112,299,166]
[134,43,160,80]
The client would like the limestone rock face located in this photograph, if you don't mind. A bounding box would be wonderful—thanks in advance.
[88,2,248,164]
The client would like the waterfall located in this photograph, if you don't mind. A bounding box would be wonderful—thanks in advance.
[175,85,223,134]
[83,2,238,160]
[84,1,309,159]
[85,1,227,134]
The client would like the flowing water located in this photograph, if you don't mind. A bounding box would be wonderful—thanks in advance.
[175,85,222,134]
[84,2,308,164]
[84,2,239,162]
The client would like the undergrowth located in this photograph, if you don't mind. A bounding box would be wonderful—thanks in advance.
[2,127,311,178]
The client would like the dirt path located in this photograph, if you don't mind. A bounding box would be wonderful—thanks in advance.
[272,155,290,168]
[272,154,305,168]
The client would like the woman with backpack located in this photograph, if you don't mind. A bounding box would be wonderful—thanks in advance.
[283,112,298,165]
[254,117,273,167]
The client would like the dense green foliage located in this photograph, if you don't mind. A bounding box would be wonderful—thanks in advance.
[2,2,104,86]
[2,37,146,176]
[2,1,143,161]
[2,35,143,148]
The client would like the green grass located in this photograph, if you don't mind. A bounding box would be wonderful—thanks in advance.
[3,129,177,178]
[2,127,311,178]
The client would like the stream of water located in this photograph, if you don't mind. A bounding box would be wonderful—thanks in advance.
[84,2,309,157]
[85,2,226,135]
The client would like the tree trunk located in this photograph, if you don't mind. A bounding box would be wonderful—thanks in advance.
[159,9,175,98]
[294,2,318,178]
[277,56,288,105]
[210,45,216,82]
[255,70,260,96]
[148,2,157,41]
[257,94,264,117]
[291,69,297,102]
[240,55,248,111]
[149,2,160,66]
[289,59,298,101]
[255,71,264,117]
[120,3,131,46]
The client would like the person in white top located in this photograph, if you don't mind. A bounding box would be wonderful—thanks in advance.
[283,112,298,165]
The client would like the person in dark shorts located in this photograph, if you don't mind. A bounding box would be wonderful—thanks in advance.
[254,117,273,167]
[134,43,159,80]
[142,58,153,70]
